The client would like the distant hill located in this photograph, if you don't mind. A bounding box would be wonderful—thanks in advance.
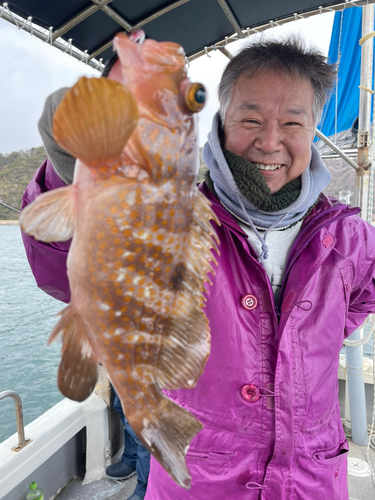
[0,146,371,220]
[0,147,46,220]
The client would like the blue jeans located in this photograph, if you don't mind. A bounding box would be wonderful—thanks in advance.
[113,390,150,499]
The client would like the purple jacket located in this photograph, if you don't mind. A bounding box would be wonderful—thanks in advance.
[22,160,375,499]
[21,159,71,303]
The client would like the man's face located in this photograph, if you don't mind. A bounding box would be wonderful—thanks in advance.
[223,69,315,194]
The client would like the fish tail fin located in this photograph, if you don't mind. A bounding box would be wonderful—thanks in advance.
[122,386,202,489]
[53,77,139,177]
[142,396,202,489]
[20,185,76,242]
[49,305,98,402]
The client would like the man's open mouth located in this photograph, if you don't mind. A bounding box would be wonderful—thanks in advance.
[254,163,282,171]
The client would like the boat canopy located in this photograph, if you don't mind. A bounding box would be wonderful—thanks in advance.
[0,0,373,70]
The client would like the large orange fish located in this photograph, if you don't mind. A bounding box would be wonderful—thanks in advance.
[20,32,219,488]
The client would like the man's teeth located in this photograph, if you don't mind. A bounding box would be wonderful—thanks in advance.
[254,163,281,171]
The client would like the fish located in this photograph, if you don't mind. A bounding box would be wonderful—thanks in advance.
[20,32,219,489]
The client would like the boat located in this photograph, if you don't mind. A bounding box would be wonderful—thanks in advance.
[0,1,374,499]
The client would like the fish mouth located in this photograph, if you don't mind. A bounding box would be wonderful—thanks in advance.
[129,30,145,44]
[254,162,283,172]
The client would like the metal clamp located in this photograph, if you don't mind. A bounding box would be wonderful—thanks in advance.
[0,391,32,451]
[358,131,370,148]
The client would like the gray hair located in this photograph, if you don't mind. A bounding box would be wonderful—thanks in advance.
[218,36,336,127]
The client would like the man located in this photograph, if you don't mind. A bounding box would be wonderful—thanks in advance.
[144,38,375,499]
[21,36,375,500]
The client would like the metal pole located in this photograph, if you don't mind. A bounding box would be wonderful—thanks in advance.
[346,329,368,445]
[0,390,30,450]
[0,199,20,214]
[347,3,374,446]
[355,4,374,217]
[315,129,358,170]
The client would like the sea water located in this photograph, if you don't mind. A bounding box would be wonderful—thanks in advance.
[0,225,62,443]
[0,224,374,443]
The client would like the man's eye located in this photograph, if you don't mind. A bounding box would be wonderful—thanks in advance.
[285,122,301,126]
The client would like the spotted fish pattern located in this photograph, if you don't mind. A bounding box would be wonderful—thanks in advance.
[20,32,219,489]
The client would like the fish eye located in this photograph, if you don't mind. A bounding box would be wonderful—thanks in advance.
[184,83,206,113]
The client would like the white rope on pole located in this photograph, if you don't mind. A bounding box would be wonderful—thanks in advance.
[344,315,375,347]
[0,2,103,70]
[44,26,53,45]
[94,57,103,70]
[63,38,73,57]
[18,14,31,31]
[80,49,89,64]
[1,2,20,27]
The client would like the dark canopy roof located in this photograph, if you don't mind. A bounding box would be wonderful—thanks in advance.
[1,0,373,69]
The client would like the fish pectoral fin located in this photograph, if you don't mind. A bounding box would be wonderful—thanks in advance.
[53,77,139,175]
[20,186,76,242]
[49,305,98,402]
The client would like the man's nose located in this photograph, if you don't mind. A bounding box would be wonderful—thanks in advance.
[254,124,283,153]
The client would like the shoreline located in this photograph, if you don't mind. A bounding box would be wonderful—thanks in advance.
[0,220,19,225]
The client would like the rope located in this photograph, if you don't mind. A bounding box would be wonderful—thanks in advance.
[359,85,375,94]
[63,38,73,56]
[360,30,375,45]
[344,315,375,347]
[0,2,103,70]
[45,26,53,45]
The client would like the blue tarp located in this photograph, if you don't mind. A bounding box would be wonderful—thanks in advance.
[318,8,373,138]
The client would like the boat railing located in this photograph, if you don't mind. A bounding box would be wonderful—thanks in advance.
[0,390,31,451]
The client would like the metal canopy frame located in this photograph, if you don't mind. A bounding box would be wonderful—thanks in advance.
[1,0,374,71]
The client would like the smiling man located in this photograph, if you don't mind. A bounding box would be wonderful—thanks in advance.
[145,37,375,500]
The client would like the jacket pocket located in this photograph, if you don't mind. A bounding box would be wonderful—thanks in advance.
[311,439,349,467]
[187,449,233,469]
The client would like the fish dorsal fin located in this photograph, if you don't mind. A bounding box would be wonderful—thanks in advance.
[53,77,139,177]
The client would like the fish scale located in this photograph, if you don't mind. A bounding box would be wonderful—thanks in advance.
[20,31,219,489]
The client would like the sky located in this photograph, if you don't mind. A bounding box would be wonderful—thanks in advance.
[0,12,334,155]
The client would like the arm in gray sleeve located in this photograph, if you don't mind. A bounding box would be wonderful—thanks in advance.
[38,87,76,185]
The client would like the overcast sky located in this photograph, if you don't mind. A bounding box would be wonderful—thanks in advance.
[0,12,334,155]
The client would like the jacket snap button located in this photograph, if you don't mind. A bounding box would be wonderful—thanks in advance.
[241,384,260,403]
[241,294,257,311]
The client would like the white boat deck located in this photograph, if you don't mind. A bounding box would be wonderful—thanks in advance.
[55,475,137,500]
[346,439,375,500]
[54,439,375,500]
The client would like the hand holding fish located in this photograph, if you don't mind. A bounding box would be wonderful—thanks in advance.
[20,32,219,489]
